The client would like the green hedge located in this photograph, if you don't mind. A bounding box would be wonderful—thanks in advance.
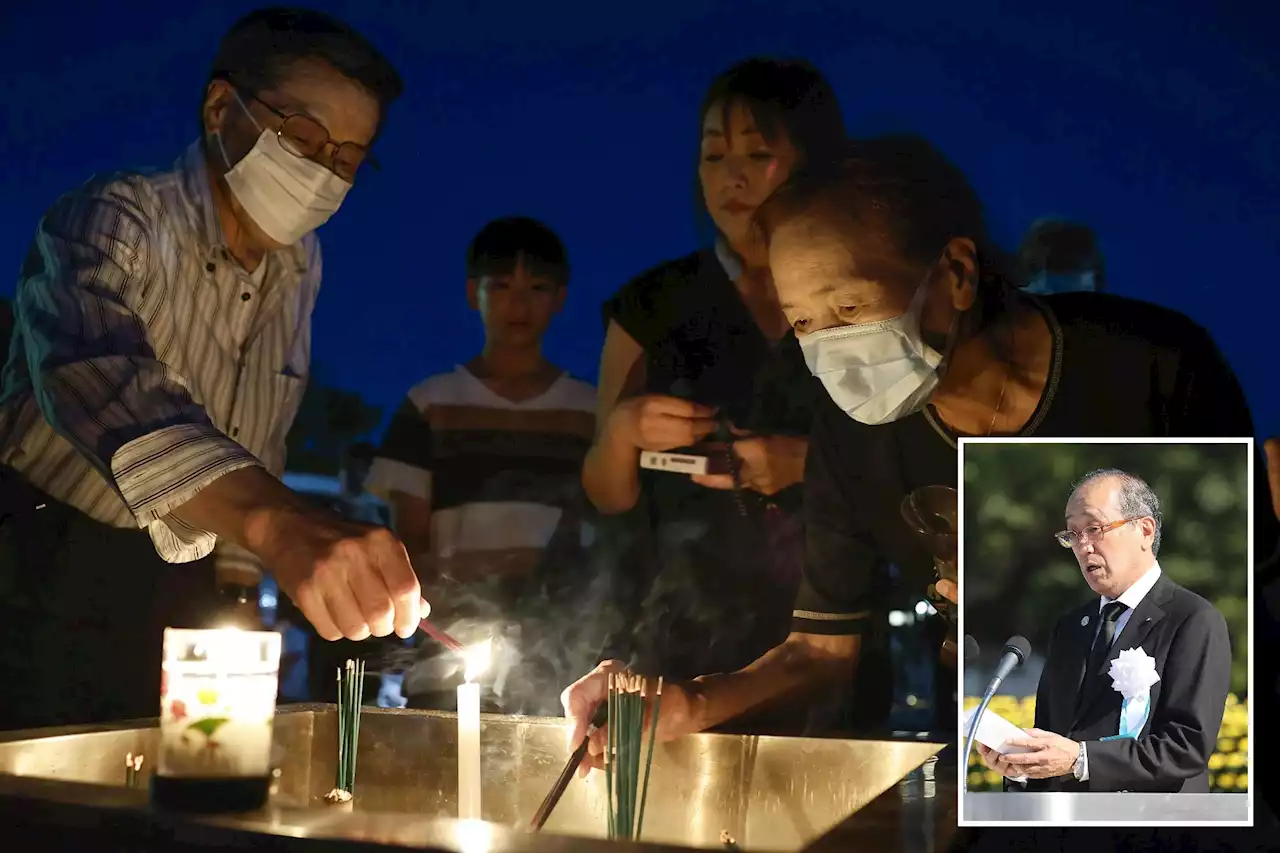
[962,694,1249,793]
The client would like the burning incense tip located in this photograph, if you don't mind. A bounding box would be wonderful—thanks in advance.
[124,752,145,788]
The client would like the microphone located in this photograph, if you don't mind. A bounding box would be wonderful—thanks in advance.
[963,635,980,663]
[963,635,1031,786]
[984,636,1031,700]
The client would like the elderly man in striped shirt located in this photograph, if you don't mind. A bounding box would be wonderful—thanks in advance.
[0,7,425,730]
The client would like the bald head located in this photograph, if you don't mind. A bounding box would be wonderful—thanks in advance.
[1064,469,1160,598]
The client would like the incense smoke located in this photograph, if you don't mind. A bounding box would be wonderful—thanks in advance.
[385,512,633,717]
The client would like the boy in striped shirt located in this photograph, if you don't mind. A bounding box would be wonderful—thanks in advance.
[365,217,597,713]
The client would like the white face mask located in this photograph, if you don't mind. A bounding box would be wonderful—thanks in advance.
[1025,270,1097,294]
[214,91,351,245]
[799,274,959,426]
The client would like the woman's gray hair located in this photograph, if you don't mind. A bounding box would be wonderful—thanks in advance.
[1071,468,1163,555]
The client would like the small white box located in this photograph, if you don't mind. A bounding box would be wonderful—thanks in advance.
[639,451,711,476]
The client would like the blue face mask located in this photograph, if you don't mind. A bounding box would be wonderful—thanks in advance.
[1025,271,1098,295]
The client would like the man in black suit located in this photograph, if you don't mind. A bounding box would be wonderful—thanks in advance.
[977,468,1232,793]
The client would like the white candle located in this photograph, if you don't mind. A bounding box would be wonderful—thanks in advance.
[157,628,281,780]
[457,639,491,820]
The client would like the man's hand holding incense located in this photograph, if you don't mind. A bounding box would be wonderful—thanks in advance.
[171,466,428,642]
[562,660,700,778]
[254,503,427,642]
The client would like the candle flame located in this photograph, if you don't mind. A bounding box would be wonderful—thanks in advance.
[462,639,492,683]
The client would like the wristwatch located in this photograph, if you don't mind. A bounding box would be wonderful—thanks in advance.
[1071,741,1087,781]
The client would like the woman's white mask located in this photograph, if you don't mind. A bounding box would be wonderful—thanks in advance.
[799,270,960,426]
[213,89,351,245]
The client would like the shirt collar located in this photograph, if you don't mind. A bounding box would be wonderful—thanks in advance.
[1101,561,1162,611]
[176,141,227,260]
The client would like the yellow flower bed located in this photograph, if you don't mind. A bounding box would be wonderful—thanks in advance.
[961,695,1249,792]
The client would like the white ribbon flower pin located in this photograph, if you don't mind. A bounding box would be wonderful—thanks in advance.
[1108,647,1161,738]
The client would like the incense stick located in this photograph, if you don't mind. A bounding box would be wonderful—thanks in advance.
[606,674,616,838]
[635,677,662,839]
[528,701,609,831]
[418,618,465,653]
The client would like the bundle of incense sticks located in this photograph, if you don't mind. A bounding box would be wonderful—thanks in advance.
[605,673,662,841]
[336,659,366,795]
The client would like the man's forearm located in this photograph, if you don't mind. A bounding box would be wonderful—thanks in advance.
[169,466,307,555]
[686,635,859,732]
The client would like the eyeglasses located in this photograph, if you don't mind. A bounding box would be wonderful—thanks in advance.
[233,83,377,182]
[1054,518,1141,549]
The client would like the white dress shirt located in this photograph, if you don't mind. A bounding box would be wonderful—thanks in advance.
[1078,561,1163,781]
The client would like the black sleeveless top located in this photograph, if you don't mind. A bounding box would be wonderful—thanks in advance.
[602,248,817,681]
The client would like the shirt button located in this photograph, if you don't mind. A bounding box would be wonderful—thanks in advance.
[241,292,252,302]
[206,262,216,273]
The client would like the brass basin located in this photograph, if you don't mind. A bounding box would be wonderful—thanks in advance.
[0,704,950,851]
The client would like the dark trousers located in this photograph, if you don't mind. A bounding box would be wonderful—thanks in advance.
[0,466,220,731]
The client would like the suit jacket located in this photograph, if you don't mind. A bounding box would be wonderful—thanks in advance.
[1016,572,1231,793]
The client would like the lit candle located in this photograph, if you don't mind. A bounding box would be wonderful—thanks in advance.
[157,628,282,780]
[458,639,491,820]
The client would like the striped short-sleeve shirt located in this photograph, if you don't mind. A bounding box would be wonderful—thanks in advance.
[364,365,596,582]
[0,142,319,581]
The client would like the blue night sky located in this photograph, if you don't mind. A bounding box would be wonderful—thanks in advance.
[2,1,1277,435]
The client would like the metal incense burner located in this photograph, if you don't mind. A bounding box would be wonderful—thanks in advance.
[0,705,954,852]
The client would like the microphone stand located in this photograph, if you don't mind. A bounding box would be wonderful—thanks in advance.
[962,638,1029,791]
[962,686,999,788]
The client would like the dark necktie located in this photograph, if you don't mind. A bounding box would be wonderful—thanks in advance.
[1078,600,1128,708]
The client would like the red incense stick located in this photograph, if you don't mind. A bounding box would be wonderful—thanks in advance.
[418,618,465,653]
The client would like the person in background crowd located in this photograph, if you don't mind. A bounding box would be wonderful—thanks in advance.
[580,58,875,733]
[564,133,1277,769]
[0,6,426,731]
[1018,218,1105,294]
[364,217,597,714]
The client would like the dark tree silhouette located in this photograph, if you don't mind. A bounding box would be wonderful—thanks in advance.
[283,363,383,476]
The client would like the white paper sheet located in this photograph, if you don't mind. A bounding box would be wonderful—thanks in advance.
[961,707,1036,755]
